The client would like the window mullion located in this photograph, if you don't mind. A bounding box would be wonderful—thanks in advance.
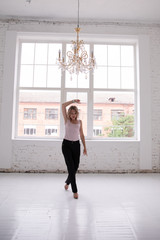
[134,44,138,140]
[87,43,94,139]
[60,42,66,139]
[46,43,49,88]
[14,41,22,138]
[32,43,36,87]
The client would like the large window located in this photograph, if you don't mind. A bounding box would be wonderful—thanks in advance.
[15,38,137,139]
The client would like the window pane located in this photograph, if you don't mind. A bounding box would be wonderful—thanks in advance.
[77,73,89,88]
[94,45,107,65]
[66,92,87,136]
[65,72,89,88]
[34,65,47,87]
[35,43,48,64]
[93,91,135,138]
[121,67,134,89]
[48,43,62,64]
[65,72,77,88]
[17,90,60,138]
[47,66,61,88]
[108,67,120,88]
[108,45,120,66]
[94,67,107,88]
[21,43,35,64]
[121,45,134,66]
[20,65,33,87]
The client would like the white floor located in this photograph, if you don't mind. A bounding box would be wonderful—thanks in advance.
[0,173,160,240]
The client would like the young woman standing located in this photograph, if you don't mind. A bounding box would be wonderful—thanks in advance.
[62,99,87,199]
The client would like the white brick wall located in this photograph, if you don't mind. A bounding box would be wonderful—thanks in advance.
[11,140,139,173]
[0,22,7,127]
[0,18,160,172]
[150,28,160,171]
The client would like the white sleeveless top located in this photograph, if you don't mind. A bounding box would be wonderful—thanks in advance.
[64,119,80,141]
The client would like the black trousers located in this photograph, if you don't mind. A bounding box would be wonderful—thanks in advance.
[62,139,80,193]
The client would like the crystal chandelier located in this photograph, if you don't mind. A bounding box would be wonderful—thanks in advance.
[57,0,96,78]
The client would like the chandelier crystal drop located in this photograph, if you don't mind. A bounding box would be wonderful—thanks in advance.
[57,0,96,78]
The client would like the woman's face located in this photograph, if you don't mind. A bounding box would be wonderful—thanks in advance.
[69,109,77,121]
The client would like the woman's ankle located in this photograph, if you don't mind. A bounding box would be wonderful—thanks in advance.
[64,184,69,190]
[73,192,78,199]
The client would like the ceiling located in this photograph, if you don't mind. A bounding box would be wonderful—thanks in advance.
[0,0,160,24]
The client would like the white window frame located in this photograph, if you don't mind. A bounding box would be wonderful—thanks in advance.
[13,34,138,141]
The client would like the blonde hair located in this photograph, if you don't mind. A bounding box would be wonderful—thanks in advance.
[68,105,79,120]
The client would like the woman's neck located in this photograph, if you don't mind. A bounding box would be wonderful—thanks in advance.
[70,119,78,124]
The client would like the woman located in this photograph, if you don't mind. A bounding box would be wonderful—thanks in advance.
[62,99,87,199]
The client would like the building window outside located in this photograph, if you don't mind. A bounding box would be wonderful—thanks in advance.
[24,108,37,119]
[93,127,102,136]
[45,126,58,136]
[93,109,102,120]
[15,38,137,140]
[45,108,58,120]
[111,109,125,121]
[24,125,36,135]
[110,126,123,136]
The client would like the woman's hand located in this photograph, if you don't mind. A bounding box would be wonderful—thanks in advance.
[73,99,80,104]
[83,148,87,156]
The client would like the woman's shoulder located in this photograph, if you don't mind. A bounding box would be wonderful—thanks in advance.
[79,119,82,125]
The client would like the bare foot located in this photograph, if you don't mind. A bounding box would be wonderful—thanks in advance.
[64,184,69,190]
[73,193,78,199]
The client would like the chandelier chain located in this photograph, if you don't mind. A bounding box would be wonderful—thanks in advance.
[78,0,79,28]
[57,0,96,78]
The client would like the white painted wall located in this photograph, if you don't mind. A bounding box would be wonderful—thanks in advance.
[0,19,158,172]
